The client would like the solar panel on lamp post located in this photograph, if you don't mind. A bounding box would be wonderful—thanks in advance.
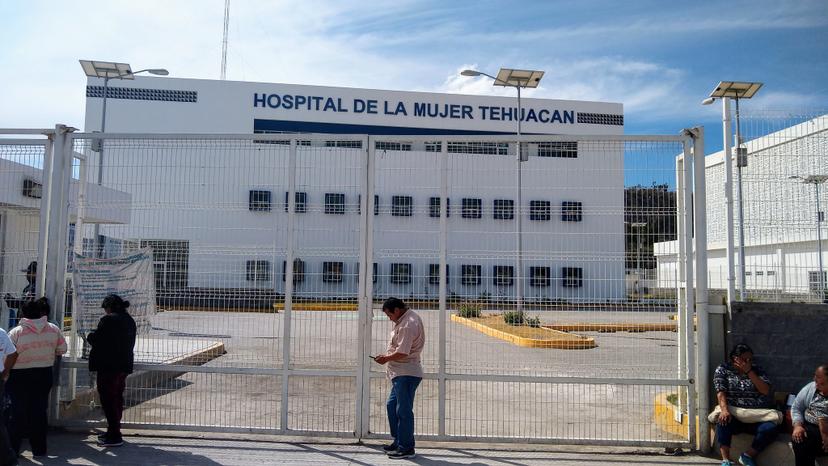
[461,68,544,315]
[702,81,763,302]
[79,60,169,257]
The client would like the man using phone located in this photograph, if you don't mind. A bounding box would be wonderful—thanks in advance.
[372,297,424,460]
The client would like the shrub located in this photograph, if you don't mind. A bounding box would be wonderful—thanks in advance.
[525,316,541,328]
[502,311,525,326]
[457,302,482,318]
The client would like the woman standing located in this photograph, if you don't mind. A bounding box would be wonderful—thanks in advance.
[87,294,136,448]
[7,297,67,457]
[713,343,778,466]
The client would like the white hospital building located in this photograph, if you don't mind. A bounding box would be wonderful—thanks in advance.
[78,76,628,303]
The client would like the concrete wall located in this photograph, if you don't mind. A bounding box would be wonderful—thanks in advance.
[726,301,828,394]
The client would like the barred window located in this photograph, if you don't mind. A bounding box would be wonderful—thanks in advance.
[390,263,412,284]
[462,198,482,219]
[530,200,551,221]
[356,194,380,215]
[325,140,362,148]
[376,141,412,151]
[249,190,272,212]
[530,266,551,287]
[429,263,449,285]
[562,267,583,288]
[325,193,346,214]
[561,201,583,222]
[493,199,514,220]
[429,197,450,218]
[282,259,305,283]
[537,141,577,158]
[391,195,413,217]
[246,260,271,282]
[462,265,482,285]
[323,261,344,282]
[355,262,379,283]
[283,191,307,213]
[493,265,514,286]
[447,142,509,155]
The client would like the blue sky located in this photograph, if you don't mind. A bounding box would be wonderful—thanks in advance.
[1,0,826,168]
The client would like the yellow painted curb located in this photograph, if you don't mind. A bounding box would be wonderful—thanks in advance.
[272,303,358,311]
[546,323,677,333]
[653,392,701,445]
[451,314,596,349]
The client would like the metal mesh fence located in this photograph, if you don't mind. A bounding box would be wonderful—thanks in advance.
[704,111,828,301]
[1,131,693,445]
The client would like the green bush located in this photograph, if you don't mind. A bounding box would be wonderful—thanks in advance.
[457,302,482,318]
[525,316,541,328]
[502,311,525,326]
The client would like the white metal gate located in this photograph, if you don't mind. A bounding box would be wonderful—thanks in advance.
[0,127,707,448]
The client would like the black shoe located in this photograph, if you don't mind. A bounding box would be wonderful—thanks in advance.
[382,443,398,452]
[388,449,415,459]
[97,433,107,441]
[97,436,124,447]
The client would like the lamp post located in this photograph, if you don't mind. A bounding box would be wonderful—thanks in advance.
[702,81,763,302]
[79,60,169,256]
[461,68,544,313]
[790,175,828,300]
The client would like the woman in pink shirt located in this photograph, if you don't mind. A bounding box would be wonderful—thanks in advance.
[6,297,67,457]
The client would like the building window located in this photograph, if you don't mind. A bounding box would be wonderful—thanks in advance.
[429,197,450,218]
[493,265,514,286]
[282,259,305,283]
[323,261,344,282]
[391,195,413,217]
[530,266,551,287]
[530,200,551,221]
[390,263,412,284]
[447,142,509,155]
[283,191,307,213]
[755,271,764,276]
[561,201,583,222]
[376,141,412,151]
[538,141,578,158]
[562,267,583,288]
[325,193,346,214]
[462,198,482,219]
[429,264,449,285]
[325,140,362,148]
[356,262,380,283]
[249,190,272,211]
[356,195,380,215]
[493,199,514,220]
[246,260,271,282]
[461,265,482,285]
[809,271,827,293]
[767,270,776,276]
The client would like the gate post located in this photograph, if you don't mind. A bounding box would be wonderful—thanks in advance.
[437,138,449,437]
[682,137,697,449]
[280,138,298,433]
[357,136,373,438]
[691,126,711,452]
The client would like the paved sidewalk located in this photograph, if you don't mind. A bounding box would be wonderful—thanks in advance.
[15,431,721,465]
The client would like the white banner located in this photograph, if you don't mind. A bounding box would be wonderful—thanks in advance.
[72,248,157,334]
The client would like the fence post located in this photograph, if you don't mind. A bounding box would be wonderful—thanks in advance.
[357,135,372,438]
[691,127,710,452]
[682,138,697,450]
[280,138,297,433]
[437,139,449,438]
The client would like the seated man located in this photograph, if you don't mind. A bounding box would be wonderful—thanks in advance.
[792,364,828,466]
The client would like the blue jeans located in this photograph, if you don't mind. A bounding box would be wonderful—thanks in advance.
[716,418,778,452]
[387,376,421,451]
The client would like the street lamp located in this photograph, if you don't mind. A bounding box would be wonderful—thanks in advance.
[702,81,763,302]
[626,222,647,297]
[79,60,169,256]
[461,68,544,313]
[790,175,828,300]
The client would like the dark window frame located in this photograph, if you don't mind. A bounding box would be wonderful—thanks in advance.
[429,263,450,285]
[537,141,578,158]
[530,266,551,287]
[429,197,450,218]
[249,190,272,212]
[530,200,551,221]
[493,265,514,286]
[283,191,308,213]
[462,198,482,219]
[322,261,344,283]
[246,260,271,282]
[391,195,414,217]
[562,267,583,288]
[390,263,412,284]
[461,265,482,285]
[325,193,346,214]
[561,201,583,222]
[493,199,515,220]
[282,259,306,283]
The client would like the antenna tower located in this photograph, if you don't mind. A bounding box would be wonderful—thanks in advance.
[221,0,230,79]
